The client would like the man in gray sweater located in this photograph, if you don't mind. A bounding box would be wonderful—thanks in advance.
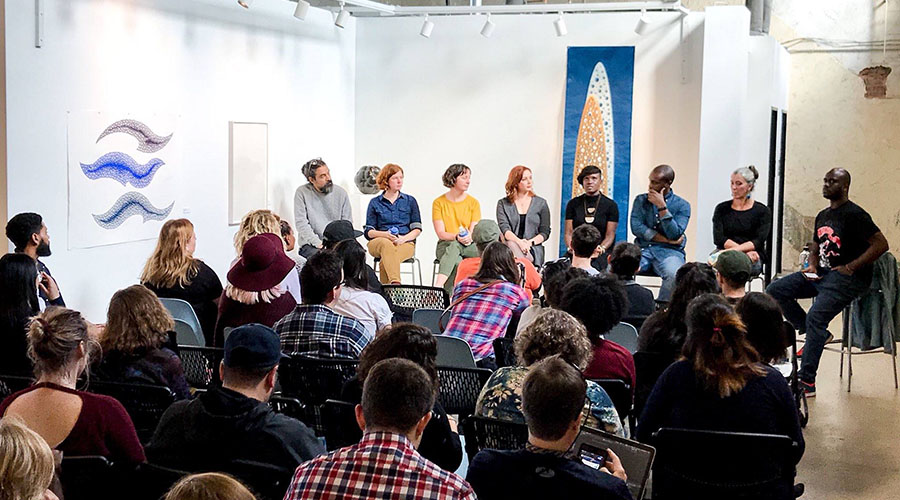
[294,158,352,258]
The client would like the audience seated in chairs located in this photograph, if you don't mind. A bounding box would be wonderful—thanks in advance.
[712,249,752,305]
[215,233,297,347]
[285,358,475,499]
[321,220,385,297]
[559,275,635,393]
[467,355,632,500]
[637,262,719,364]
[164,472,256,500]
[635,294,804,466]
[279,220,307,273]
[0,307,145,466]
[146,323,323,475]
[475,309,624,437]
[232,210,302,304]
[570,224,604,276]
[0,253,43,376]
[454,220,542,303]
[516,260,589,335]
[608,242,655,318]
[0,416,60,500]
[275,250,369,359]
[737,292,792,366]
[330,240,393,341]
[94,285,191,400]
[443,242,529,369]
[340,323,463,471]
[141,218,224,345]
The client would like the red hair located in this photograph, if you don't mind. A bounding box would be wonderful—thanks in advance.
[505,165,533,202]
[376,164,403,191]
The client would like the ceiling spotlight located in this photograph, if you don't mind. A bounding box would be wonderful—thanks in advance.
[634,9,652,35]
[237,0,253,8]
[294,0,310,20]
[553,12,567,37]
[335,3,350,29]
[480,13,495,38]
[420,15,435,38]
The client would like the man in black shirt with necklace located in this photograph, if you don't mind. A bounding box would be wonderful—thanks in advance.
[767,168,888,397]
[564,165,619,271]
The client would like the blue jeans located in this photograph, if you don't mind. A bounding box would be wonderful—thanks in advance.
[766,270,871,384]
[639,246,685,302]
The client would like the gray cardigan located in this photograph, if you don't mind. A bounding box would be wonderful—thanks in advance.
[496,195,552,265]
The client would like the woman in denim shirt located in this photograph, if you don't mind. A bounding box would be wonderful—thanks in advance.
[364,164,422,284]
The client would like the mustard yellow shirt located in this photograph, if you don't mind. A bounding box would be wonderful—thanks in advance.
[432,194,481,234]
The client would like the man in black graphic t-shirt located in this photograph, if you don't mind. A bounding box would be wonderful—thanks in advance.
[767,168,889,397]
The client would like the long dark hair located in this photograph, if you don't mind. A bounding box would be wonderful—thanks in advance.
[664,263,720,348]
[737,292,790,364]
[682,293,765,397]
[0,253,40,323]
[473,241,519,285]
[333,240,368,290]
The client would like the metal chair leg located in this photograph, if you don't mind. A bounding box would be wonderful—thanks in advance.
[416,258,423,286]
[893,341,898,389]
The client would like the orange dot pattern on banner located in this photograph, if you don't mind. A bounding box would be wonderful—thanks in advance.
[572,94,610,198]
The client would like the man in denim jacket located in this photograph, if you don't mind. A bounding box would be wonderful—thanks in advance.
[630,165,691,302]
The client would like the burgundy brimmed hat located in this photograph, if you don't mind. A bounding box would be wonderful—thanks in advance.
[227,233,294,291]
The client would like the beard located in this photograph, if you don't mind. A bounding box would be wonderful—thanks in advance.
[318,181,334,194]
[36,240,51,257]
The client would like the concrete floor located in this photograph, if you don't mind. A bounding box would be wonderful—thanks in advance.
[796,325,900,500]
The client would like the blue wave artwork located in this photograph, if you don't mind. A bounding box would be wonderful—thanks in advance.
[80,152,165,188]
[96,119,173,153]
[93,192,174,229]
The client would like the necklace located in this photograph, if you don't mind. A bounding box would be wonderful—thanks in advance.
[583,193,601,224]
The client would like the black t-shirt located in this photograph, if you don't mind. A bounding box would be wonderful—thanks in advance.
[814,201,880,275]
[144,260,223,345]
[565,194,619,241]
[712,201,772,260]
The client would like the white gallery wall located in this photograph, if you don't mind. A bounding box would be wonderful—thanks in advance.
[355,10,707,264]
[5,0,356,320]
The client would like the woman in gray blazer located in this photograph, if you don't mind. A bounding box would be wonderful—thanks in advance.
[496,166,552,265]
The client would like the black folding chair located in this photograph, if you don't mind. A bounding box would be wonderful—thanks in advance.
[650,427,801,500]
[322,399,363,450]
[59,455,124,500]
[435,366,492,418]
[269,395,307,422]
[88,381,177,444]
[383,284,450,322]
[461,415,529,461]
[492,337,517,369]
[133,462,189,500]
[224,460,295,500]
[277,355,359,435]
[177,346,224,390]
[0,374,33,398]
[633,351,672,420]
[590,378,633,433]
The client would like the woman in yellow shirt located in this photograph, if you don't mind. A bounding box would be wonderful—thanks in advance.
[432,164,481,287]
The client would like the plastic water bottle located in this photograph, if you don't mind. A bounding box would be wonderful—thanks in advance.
[389,227,399,236]
[799,245,810,271]
[458,226,469,239]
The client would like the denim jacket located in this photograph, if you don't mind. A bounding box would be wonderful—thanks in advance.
[364,192,422,239]
[630,189,691,252]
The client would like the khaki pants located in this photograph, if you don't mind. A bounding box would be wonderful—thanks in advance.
[368,238,416,284]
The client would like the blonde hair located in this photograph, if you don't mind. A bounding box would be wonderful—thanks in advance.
[102,285,174,354]
[164,473,256,500]
[224,284,285,305]
[28,307,98,377]
[141,219,200,289]
[514,309,593,369]
[233,210,281,255]
[0,416,56,500]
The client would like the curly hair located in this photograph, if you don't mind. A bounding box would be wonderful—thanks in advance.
[301,157,327,181]
[541,261,588,308]
[559,275,628,343]
[683,293,765,397]
[514,309,593,369]
[441,163,470,189]
[356,323,438,391]
[141,218,200,289]
[375,163,403,191]
[233,210,281,255]
[102,285,174,355]
[504,165,533,202]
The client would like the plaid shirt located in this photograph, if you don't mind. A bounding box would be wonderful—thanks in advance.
[444,279,528,360]
[275,304,369,359]
[284,431,475,500]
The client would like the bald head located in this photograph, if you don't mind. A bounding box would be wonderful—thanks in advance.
[829,168,851,187]
[651,164,675,184]
[823,168,851,201]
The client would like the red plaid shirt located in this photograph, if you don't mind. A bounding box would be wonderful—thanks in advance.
[284,431,475,500]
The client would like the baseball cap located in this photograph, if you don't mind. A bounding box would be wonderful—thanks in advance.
[472,219,501,245]
[224,323,287,369]
[322,220,363,247]
[713,250,752,284]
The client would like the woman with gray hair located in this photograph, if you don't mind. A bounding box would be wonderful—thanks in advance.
[711,165,772,276]
[473,309,625,437]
